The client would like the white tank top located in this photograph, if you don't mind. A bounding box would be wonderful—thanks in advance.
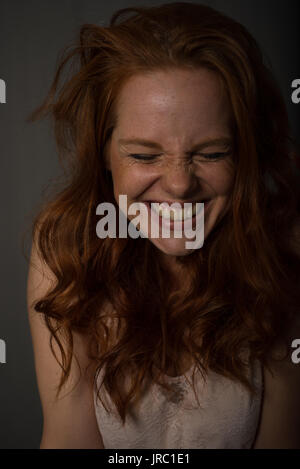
[93,355,263,449]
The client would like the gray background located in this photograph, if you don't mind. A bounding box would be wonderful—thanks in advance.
[0,0,299,449]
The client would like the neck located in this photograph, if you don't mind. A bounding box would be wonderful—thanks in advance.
[158,252,191,290]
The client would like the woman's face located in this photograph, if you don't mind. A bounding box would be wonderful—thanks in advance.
[106,67,235,258]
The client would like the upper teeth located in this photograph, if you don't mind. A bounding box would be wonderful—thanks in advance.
[150,202,206,221]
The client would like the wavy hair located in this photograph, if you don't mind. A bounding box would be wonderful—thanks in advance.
[28,2,300,423]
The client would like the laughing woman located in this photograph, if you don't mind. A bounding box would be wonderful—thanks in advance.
[27,2,300,449]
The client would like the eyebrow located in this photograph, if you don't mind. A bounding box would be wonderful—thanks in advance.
[118,137,232,153]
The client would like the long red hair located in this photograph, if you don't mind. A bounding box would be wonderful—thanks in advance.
[28,2,300,423]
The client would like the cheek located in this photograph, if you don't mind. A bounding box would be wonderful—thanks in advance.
[112,163,151,196]
[203,164,234,196]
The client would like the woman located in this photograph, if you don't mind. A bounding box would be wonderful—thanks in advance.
[27,2,300,448]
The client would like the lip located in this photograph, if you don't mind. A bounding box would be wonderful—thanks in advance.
[143,199,212,231]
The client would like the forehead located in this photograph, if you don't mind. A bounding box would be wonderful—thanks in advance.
[113,68,232,144]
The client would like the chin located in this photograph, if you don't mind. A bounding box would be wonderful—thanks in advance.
[150,238,197,257]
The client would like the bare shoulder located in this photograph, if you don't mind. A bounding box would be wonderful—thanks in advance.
[27,232,105,449]
[253,314,300,448]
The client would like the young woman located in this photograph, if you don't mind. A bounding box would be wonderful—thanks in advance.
[27,2,300,449]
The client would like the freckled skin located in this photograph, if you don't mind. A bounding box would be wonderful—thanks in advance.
[105,68,235,272]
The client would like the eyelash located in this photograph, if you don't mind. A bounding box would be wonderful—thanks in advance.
[128,152,230,161]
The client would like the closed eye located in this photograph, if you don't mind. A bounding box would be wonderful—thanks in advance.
[193,151,231,160]
[128,154,161,161]
[128,151,231,162]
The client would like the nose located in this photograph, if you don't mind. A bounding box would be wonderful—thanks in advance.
[160,158,199,197]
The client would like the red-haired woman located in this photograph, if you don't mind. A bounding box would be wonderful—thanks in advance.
[27,2,300,449]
